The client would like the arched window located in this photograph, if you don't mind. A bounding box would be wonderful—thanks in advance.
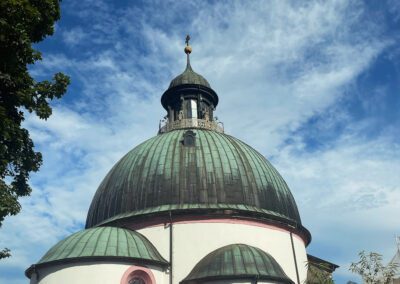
[121,266,156,284]
[186,99,198,119]
[182,130,196,147]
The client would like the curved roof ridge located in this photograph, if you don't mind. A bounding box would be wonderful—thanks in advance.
[25,226,168,279]
[181,243,294,284]
[168,66,211,89]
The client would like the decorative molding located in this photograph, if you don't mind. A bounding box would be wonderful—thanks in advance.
[159,118,223,133]
[136,217,306,245]
[120,265,156,284]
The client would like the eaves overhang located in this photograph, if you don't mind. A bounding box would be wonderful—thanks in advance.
[25,255,169,279]
[94,204,312,246]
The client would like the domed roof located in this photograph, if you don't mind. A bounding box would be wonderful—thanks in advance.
[169,62,211,89]
[86,129,302,229]
[25,226,167,278]
[181,244,294,284]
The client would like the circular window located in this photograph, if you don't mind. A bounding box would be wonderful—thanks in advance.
[121,266,156,284]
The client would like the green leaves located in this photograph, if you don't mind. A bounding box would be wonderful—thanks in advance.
[349,251,398,284]
[0,0,69,259]
[305,262,335,284]
[0,248,11,259]
[33,73,70,118]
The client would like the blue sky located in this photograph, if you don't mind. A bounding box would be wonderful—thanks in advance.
[1,0,400,283]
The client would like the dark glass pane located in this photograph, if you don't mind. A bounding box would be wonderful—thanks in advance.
[187,100,192,118]
[128,277,146,284]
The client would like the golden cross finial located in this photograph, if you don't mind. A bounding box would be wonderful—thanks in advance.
[185,34,191,46]
[184,34,192,55]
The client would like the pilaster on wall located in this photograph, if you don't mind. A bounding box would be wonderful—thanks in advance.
[137,219,307,284]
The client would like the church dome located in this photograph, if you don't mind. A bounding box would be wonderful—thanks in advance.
[86,129,302,230]
[181,244,294,284]
[25,36,319,284]
[25,226,168,278]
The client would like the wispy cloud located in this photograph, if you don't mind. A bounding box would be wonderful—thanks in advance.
[62,27,88,46]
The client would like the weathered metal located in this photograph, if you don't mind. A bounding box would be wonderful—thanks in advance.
[25,226,168,278]
[168,56,210,90]
[181,244,295,284]
[86,129,301,229]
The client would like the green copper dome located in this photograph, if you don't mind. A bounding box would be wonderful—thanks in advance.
[26,226,167,278]
[181,244,294,283]
[86,129,302,229]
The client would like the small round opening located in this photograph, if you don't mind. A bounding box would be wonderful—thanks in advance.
[121,266,156,284]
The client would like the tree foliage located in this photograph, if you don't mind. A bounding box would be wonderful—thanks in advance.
[305,261,335,284]
[0,248,11,259]
[0,0,70,257]
[349,251,398,284]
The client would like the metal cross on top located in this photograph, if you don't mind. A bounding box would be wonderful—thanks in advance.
[185,34,191,46]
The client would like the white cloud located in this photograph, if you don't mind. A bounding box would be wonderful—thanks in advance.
[273,131,400,280]
[62,27,88,46]
[388,0,400,22]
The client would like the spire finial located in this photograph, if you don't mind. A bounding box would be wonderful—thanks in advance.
[184,34,192,70]
[184,34,192,54]
[185,35,190,46]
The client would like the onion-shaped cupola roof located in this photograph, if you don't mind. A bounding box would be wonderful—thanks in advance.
[161,35,218,111]
[168,35,211,89]
[181,244,295,284]
[25,226,168,278]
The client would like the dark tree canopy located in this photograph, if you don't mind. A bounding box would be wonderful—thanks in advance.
[0,0,70,256]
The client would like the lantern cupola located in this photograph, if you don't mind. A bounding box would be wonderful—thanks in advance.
[159,35,221,133]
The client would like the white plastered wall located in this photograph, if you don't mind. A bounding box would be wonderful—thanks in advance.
[30,261,167,284]
[30,221,307,284]
[136,220,308,284]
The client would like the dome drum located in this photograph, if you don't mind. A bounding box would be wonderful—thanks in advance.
[161,84,219,111]
[94,205,311,245]
[160,57,219,134]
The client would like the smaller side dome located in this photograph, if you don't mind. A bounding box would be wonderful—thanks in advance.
[25,226,168,278]
[181,244,294,284]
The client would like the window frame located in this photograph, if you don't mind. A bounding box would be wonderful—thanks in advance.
[120,265,156,284]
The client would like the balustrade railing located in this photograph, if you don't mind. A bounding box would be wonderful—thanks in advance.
[159,118,224,133]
